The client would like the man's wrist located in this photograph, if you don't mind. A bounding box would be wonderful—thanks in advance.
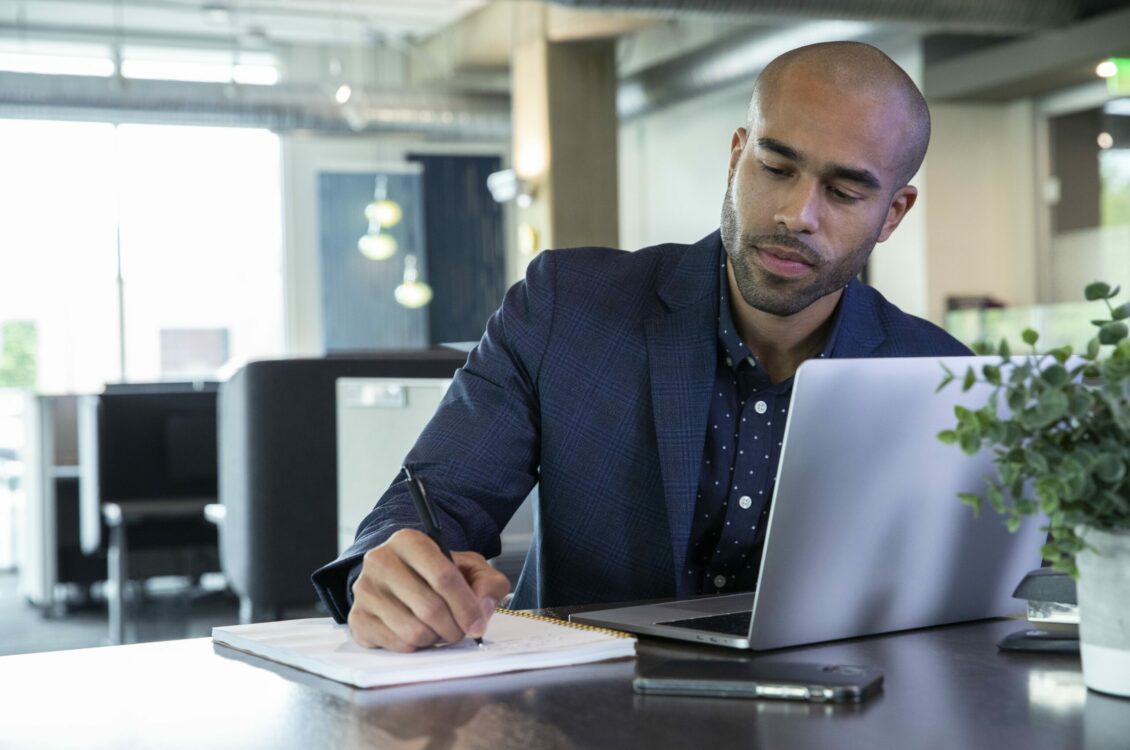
[345,561,364,609]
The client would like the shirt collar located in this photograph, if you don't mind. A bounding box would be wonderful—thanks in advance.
[716,243,849,373]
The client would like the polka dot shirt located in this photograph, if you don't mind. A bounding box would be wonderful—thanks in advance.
[681,249,846,596]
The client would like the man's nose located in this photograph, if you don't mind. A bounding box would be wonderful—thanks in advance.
[774,178,820,235]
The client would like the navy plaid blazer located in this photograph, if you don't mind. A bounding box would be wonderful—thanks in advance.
[312,230,971,618]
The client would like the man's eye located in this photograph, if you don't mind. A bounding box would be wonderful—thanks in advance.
[828,186,860,202]
[760,163,787,176]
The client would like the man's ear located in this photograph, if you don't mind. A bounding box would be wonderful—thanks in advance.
[877,185,918,243]
[728,128,748,183]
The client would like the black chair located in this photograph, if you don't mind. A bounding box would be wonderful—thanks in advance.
[78,382,221,643]
[216,350,468,623]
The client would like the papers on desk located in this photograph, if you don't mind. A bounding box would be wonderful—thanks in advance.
[211,611,637,689]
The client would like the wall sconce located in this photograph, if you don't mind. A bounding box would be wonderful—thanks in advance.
[486,168,536,207]
[357,175,402,261]
[394,254,433,309]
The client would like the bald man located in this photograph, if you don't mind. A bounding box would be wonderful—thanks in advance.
[312,41,970,652]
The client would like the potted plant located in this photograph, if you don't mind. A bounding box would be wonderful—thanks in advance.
[937,281,1130,698]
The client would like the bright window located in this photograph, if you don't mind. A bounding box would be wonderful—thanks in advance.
[0,120,285,391]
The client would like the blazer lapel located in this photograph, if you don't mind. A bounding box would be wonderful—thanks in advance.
[831,279,888,358]
[645,232,721,595]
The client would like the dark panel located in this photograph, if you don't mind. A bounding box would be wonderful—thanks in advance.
[1051,108,1103,234]
[317,171,429,351]
[407,154,507,345]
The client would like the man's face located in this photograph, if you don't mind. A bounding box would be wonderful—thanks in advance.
[720,69,917,317]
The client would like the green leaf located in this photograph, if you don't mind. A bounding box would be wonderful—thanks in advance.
[959,428,981,455]
[982,364,1002,385]
[1095,453,1127,485]
[1112,302,1130,321]
[1024,448,1049,473]
[962,367,977,392]
[1086,336,1101,360]
[1007,514,1022,533]
[1085,281,1112,301]
[937,429,957,445]
[986,483,1005,514]
[1036,476,1059,501]
[1041,363,1068,387]
[971,340,994,356]
[957,492,982,518]
[1036,388,1069,425]
[1069,389,1095,417]
[1022,328,1039,346]
[999,338,1011,359]
[1006,387,1027,412]
[1099,322,1128,346]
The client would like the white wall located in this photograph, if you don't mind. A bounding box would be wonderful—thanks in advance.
[618,82,748,251]
[864,38,930,320]
[923,101,1039,321]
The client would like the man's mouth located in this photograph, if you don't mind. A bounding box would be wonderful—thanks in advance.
[755,244,816,278]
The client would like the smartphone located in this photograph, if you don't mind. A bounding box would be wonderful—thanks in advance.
[633,659,884,704]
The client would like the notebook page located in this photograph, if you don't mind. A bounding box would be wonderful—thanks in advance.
[212,612,635,688]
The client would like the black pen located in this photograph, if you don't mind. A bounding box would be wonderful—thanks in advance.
[402,465,485,647]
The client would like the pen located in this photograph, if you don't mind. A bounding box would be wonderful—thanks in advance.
[402,465,485,647]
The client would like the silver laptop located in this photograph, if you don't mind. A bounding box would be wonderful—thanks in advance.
[570,356,1046,650]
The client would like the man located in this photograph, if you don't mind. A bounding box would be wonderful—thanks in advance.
[312,41,971,652]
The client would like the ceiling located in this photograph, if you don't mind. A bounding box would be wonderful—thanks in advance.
[0,0,493,48]
[9,0,1127,52]
[2,0,1129,136]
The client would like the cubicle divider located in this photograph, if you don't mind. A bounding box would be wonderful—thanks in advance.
[216,350,469,624]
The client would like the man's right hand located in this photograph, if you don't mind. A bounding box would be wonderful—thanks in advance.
[347,528,511,652]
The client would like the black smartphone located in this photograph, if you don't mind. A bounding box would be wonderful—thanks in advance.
[633,659,884,704]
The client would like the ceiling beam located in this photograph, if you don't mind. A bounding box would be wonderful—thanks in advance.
[924,4,1130,100]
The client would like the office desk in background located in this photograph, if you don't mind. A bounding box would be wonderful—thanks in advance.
[3,617,1127,750]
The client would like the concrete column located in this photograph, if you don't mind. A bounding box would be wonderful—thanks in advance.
[511,9,619,252]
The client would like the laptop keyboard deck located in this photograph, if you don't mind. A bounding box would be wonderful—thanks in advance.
[657,610,753,636]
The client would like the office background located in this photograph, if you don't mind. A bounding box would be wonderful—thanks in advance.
[0,0,1129,654]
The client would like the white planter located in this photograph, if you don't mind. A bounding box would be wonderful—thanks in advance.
[1076,526,1130,698]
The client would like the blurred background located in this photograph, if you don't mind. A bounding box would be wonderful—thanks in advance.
[1,0,1128,655]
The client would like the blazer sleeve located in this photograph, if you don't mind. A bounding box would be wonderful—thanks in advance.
[310,251,556,622]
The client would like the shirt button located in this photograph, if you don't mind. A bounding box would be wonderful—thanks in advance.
[713,574,727,588]
[739,495,752,509]
[754,400,767,414]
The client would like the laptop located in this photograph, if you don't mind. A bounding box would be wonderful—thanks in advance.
[570,356,1046,650]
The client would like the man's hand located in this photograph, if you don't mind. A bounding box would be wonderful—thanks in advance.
[348,528,511,652]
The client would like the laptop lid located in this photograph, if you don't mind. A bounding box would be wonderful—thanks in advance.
[571,356,1046,650]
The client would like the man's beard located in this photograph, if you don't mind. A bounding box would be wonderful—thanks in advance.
[719,180,878,317]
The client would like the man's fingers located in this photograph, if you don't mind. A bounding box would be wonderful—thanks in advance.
[348,529,509,649]
[348,606,415,653]
[354,543,465,647]
[455,552,512,636]
[408,544,491,638]
[385,563,468,646]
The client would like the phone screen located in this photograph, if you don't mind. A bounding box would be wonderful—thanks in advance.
[633,659,884,703]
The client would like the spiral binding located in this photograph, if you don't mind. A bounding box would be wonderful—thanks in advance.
[498,608,636,639]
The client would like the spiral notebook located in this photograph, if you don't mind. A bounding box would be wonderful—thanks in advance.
[212,611,636,689]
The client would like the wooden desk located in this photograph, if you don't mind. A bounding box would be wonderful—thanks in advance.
[2,619,1127,749]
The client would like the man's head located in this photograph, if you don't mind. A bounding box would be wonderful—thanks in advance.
[720,41,930,317]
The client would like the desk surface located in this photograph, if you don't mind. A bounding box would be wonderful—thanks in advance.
[3,618,1127,750]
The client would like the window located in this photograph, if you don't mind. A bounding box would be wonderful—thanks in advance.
[0,120,284,390]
